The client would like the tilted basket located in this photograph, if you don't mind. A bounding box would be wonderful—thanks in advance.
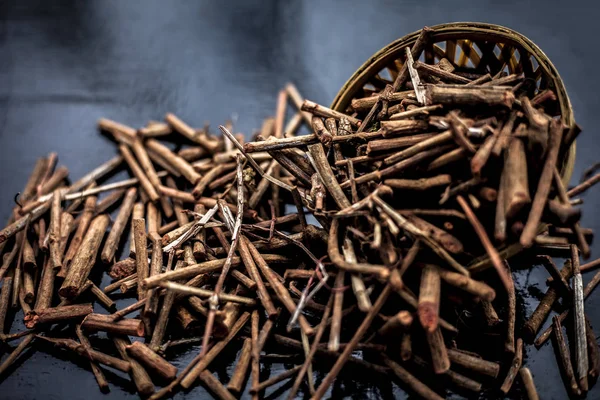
[331,22,577,269]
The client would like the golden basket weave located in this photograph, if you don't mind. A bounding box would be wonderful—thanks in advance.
[331,22,577,270]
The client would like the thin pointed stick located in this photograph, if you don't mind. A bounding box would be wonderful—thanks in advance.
[552,315,581,396]
[180,312,251,389]
[311,284,392,399]
[76,325,109,392]
[201,156,244,358]
[535,269,600,347]
[519,368,540,400]
[287,294,334,399]
[0,334,34,377]
[456,195,511,291]
[571,244,589,392]
[328,269,345,351]
[500,338,523,393]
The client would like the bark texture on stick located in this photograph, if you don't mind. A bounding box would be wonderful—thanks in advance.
[60,214,110,299]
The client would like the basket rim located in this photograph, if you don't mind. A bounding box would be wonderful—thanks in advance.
[330,21,576,184]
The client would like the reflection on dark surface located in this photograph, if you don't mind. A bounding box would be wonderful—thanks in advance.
[1,1,600,399]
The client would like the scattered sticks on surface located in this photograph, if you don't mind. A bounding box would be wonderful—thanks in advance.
[0,36,598,400]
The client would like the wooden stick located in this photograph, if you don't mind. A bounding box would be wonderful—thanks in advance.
[165,113,219,152]
[519,367,540,400]
[107,258,136,280]
[447,348,500,378]
[0,202,49,245]
[24,303,92,328]
[110,298,146,321]
[400,332,412,361]
[251,365,302,394]
[382,356,444,400]
[89,281,116,311]
[0,275,13,333]
[132,218,149,300]
[500,338,523,393]
[120,144,160,202]
[307,143,351,209]
[384,174,451,190]
[311,284,391,399]
[521,119,563,247]
[413,354,482,392]
[75,325,109,392]
[227,338,252,393]
[327,268,345,351]
[128,202,145,256]
[571,244,589,392]
[180,311,251,389]
[149,258,181,350]
[504,137,530,218]
[447,112,477,153]
[351,90,414,111]
[48,188,63,269]
[59,214,109,298]
[427,147,467,171]
[426,327,450,374]
[113,335,155,396]
[537,255,572,298]
[57,280,92,307]
[436,267,495,300]
[127,341,178,381]
[63,194,96,271]
[456,195,511,291]
[480,300,500,327]
[132,136,173,216]
[100,119,200,183]
[39,166,69,196]
[552,315,581,396]
[553,167,590,258]
[505,261,516,355]
[142,254,289,289]
[388,104,442,120]
[82,314,145,337]
[246,241,314,336]
[377,311,413,337]
[342,239,372,311]
[423,84,515,107]
[139,122,171,137]
[101,187,137,263]
[328,219,389,279]
[414,60,471,83]
[36,335,130,373]
[287,294,334,400]
[249,310,260,400]
[158,281,256,306]
[22,157,48,203]
[198,369,236,400]
[523,260,572,341]
[193,164,231,199]
[567,173,600,198]
[418,265,440,333]
[585,316,600,382]
[0,334,34,377]
[302,100,361,126]
[238,236,277,317]
[274,334,388,373]
[144,236,162,318]
[535,269,600,347]
[471,133,497,177]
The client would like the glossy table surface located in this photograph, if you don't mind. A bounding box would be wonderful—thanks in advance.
[1,1,600,399]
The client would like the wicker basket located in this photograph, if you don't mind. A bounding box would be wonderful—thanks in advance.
[331,22,577,270]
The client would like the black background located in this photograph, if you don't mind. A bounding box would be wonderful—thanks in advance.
[1,1,600,399]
